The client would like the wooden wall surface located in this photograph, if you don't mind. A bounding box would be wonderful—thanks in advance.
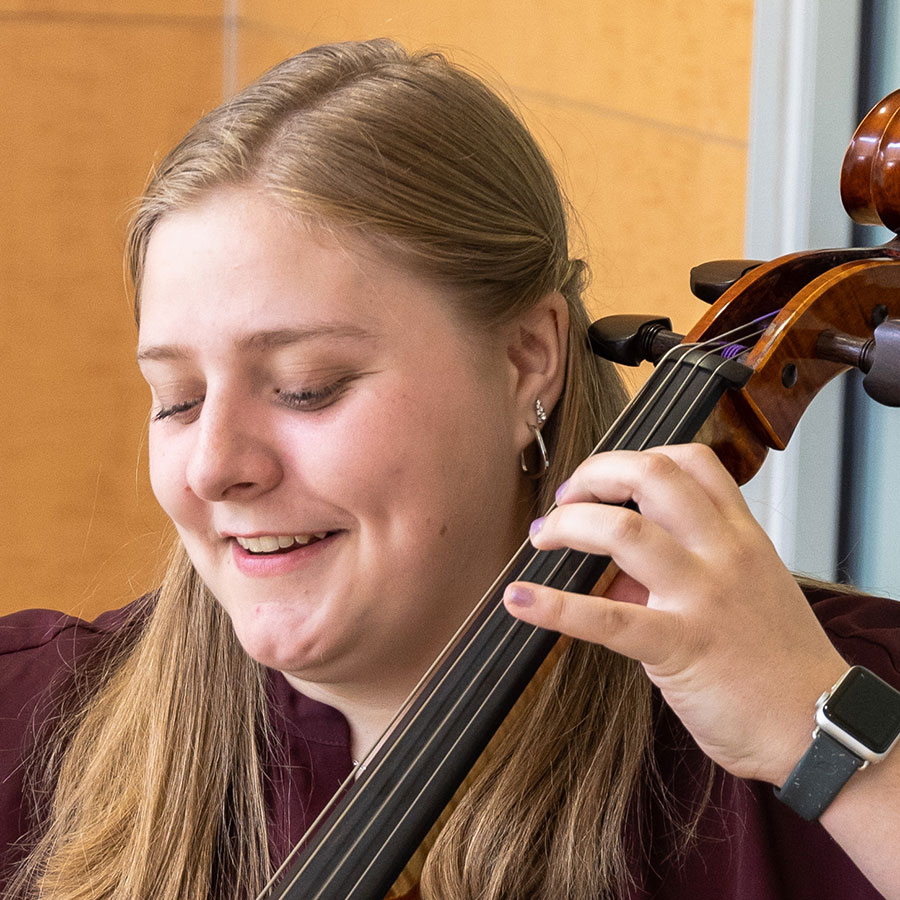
[236,0,754,325]
[1,1,754,618]
[1,3,221,618]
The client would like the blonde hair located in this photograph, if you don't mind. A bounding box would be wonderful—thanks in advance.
[14,39,662,899]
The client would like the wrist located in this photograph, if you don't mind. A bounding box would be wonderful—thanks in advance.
[760,656,847,787]
[775,665,900,821]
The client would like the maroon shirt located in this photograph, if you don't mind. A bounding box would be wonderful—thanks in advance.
[1,589,897,898]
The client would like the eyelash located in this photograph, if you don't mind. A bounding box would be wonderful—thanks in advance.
[152,378,352,422]
[276,377,352,411]
[153,398,201,422]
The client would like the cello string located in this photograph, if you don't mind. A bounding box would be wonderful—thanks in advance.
[261,317,772,895]
[261,315,774,895]
[594,316,771,452]
[535,340,752,601]
[260,332,716,891]
[262,316,772,896]
[284,349,763,900]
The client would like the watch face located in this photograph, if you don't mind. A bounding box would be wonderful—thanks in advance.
[823,667,900,754]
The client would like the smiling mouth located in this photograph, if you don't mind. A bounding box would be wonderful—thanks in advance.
[235,533,334,555]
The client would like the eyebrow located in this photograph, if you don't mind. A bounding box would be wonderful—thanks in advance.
[137,324,377,363]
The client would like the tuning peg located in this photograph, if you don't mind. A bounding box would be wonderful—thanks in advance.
[587,314,680,366]
[863,319,900,406]
[690,259,763,305]
[817,318,900,406]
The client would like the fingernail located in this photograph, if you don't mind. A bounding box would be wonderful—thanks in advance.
[505,585,536,607]
[529,516,545,538]
[555,479,570,503]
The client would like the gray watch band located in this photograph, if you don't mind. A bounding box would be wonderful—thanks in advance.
[774,730,865,821]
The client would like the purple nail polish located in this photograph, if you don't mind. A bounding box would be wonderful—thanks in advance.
[506,585,536,607]
[555,479,570,503]
[529,516,545,537]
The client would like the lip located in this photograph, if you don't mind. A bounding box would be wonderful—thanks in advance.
[230,532,339,577]
[224,530,331,540]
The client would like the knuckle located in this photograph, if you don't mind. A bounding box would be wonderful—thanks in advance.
[570,454,603,490]
[718,536,762,576]
[552,589,631,645]
[593,599,630,641]
[684,442,718,466]
[681,442,726,480]
[606,506,643,545]
[547,588,570,626]
[639,450,680,482]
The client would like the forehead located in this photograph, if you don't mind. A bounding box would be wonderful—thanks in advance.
[136,188,472,354]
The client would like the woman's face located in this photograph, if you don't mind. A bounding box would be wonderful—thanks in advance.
[138,188,531,693]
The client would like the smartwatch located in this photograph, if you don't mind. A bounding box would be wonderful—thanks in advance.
[775,666,900,821]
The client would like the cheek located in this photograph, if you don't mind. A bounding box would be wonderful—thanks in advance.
[147,431,189,520]
[280,395,451,532]
[284,408,411,503]
[356,382,515,518]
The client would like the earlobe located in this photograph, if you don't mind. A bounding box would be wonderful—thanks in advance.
[507,291,569,449]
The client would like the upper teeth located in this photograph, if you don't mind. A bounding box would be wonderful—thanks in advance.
[236,534,328,553]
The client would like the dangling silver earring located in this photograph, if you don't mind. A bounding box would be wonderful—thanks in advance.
[520,398,550,479]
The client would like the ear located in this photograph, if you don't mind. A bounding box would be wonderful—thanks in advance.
[505,291,569,452]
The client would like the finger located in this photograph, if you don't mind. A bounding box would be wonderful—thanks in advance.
[503,580,679,668]
[529,503,702,601]
[640,445,779,558]
[643,443,749,518]
[553,448,723,547]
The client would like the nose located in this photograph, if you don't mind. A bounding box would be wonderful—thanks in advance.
[185,394,283,502]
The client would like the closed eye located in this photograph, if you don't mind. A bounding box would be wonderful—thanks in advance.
[153,397,203,421]
[276,376,357,411]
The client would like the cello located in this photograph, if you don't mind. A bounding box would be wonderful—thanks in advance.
[258,89,900,900]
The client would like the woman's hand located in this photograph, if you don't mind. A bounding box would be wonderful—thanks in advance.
[503,443,847,786]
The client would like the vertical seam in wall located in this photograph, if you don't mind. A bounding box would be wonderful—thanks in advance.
[223,0,239,99]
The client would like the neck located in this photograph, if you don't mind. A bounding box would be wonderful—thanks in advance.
[281,669,419,762]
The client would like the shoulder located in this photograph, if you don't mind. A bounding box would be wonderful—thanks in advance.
[0,599,150,880]
[0,598,153,759]
[0,603,133,656]
[0,602,145,708]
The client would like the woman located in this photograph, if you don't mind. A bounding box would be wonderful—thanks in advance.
[2,38,899,900]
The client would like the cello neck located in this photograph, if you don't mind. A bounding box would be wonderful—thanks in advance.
[261,341,751,900]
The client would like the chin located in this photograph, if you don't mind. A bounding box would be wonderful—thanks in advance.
[221,600,325,673]
[220,604,312,669]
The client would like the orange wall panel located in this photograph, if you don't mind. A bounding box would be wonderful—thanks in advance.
[0,1,220,15]
[1,14,222,618]
[238,0,753,139]
[3,1,755,620]
[236,0,753,337]
[515,95,747,332]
